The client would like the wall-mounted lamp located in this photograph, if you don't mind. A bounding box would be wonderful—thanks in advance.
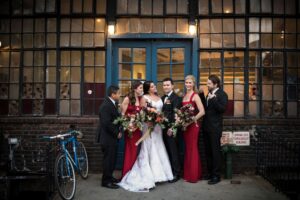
[0,41,2,48]
[188,21,197,35]
[108,22,115,35]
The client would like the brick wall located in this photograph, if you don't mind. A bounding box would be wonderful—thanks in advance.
[0,117,299,175]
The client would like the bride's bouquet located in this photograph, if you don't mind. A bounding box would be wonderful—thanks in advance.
[113,112,143,138]
[135,102,168,146]
[169,103,197,137]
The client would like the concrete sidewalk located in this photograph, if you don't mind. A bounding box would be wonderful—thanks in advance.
[54,173,288,200]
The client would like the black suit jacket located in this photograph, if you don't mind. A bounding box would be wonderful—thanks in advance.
[161,92,182,126]
[97,97,121,145]
[201,89,228,134]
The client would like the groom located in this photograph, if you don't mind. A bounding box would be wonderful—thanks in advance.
[200,75,228,185]
[161,78,182,183]
[98,85,122,189]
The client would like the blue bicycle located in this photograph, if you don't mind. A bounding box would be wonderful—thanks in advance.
[43,130,88,200]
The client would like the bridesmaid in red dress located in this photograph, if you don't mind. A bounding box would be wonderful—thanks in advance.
[182,75,205,183]
[121,81,145,177]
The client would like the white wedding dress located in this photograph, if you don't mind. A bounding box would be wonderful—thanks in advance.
[118,97,174,192]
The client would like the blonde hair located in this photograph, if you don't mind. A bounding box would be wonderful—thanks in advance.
[185,75,198,93]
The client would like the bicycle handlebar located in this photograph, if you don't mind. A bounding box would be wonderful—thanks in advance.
[42,130,83,141]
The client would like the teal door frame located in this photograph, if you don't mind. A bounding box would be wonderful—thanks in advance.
[106,33,199,89]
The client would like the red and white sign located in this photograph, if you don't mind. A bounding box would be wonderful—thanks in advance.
[221,131,250,146]
[232,131,250,146]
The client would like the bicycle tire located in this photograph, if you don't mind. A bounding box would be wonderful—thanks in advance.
[77,141,89,179]
[54,153,76,200]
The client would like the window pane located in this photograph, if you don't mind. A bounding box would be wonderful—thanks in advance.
[133,48,146,63]
[119,48,131,63]
[71,33,82,47]
[73,0,82,13]
[262,85,272,100]
[199,0,208,14]
[117,0,127,14]
[212,0,222,13]
[152,19,164,33]
[166,0,176,14]
[177,18,188,33]
[223,19,234,33]
[177,0,188,14]
[133,64,146,79]
[249,18,259,32]
[96,0,106,14]
[71,84,80,98]
[261,0,271,13]
[157,48,170,63]
[165,18,176,33]
[140,19,152,33]
[287,102,297,117]
[273,85,283,100]
[60,83,70,99]
[60,100,69,115]
[141,0,151,15]
[273,0,284,14]
[119,64,131,79]
[261,34,272,48]
[249,101,259,116]
[234,101,244,117]
[83,0,93,13]
[71,100,80,115]
[261,18,272,32]
[157,65,170,81]
[46,67,56,82]
[153,0,163,15]
[71,67,81,82]
[235,0,245,13]
[172,64,184,80]
[223,0,233,13]
[95,68,105,83]
[211,19,222,33]
[250,0,260,12]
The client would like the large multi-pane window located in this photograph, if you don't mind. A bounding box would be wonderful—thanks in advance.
[199,51,245,117]
[117,0,188,15]
[116,18,189,34]
[60,18,105,47]
[0,0,106,116]
[199,0,246,14]
[199,18,246,48]
[198,1,299,118]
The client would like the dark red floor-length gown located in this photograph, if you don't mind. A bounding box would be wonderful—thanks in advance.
[182,92,202,183]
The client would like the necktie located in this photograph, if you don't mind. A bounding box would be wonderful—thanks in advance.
[164,95,169,103]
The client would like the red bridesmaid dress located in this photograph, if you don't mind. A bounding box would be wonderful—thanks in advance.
[182,92,202,183]
[122,97,142,177]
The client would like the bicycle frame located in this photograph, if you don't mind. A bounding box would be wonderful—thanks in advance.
[59,135,80,175]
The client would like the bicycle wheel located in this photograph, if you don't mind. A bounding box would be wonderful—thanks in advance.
[54,153,76,200]
[77,141,89,179]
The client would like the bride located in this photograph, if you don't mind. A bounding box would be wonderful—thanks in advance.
[118,81,174,192]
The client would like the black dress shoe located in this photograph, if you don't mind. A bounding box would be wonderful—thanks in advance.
[102,182,120,189]
[111,177,120,183]
[208,177,221,185]
[169,176,180,183]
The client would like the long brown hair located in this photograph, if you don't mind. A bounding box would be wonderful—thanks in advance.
[128,80,143,105]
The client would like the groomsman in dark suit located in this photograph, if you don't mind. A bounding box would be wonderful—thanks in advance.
[98,85,122,189]
[200,75,228,185]
[161,78,182,182]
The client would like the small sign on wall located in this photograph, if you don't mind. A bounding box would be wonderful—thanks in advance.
[221,131,250,146]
